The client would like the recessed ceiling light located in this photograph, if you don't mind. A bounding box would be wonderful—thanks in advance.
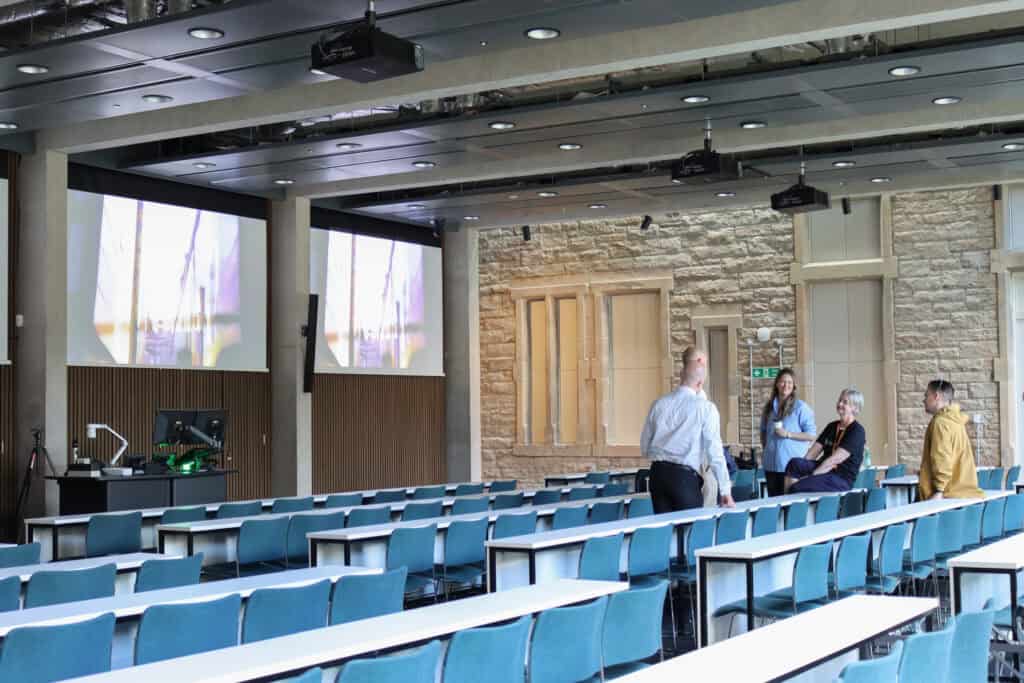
[1003,142,1024,151]
[870,176,892,184]
[682,95,710,104]
[489,121,515,130]
[309,67,328,76]
[188,27,224,40]
[142,94,173,104]
[671,178,683,184]
[336,142,362,151]
[274,178,295,186]
[740,120,767,129]
[888,65,921,77]
[412,160,436,169]
[193,162,216,170]
[558,142,582,151]
[17,64,48,75]
[0,122,18,130]
[715,191,736,198]
[507,194,520,200]
[525,27,560,40]
[832,160,857,168]
[479,40,488,47]
[538,190,559,197]
[932,96,961,105]
[588,203,607,209]
[408,204,426,210]
[463,215,480,221]
[281,126,297,135]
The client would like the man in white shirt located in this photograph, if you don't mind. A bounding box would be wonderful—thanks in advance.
[640,347,735,512]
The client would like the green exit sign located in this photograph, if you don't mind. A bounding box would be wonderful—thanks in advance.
[751,367,781,379]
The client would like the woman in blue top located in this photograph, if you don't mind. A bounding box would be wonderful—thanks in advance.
[760,368,816,497]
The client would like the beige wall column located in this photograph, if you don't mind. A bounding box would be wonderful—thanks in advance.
[443,228,481,481]
[992,185,1017,465]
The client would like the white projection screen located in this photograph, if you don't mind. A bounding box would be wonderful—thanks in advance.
[0,178,7,364]
[310,228,443,376]
[67,190,267,370]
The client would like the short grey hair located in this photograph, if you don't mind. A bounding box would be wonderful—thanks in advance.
[840,388,864,416]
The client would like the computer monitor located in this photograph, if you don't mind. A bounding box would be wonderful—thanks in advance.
[153,409,227,448]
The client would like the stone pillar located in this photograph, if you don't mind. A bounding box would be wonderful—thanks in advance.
[14,150,68,516]
[443,228,481,482]
[269,196,312,497]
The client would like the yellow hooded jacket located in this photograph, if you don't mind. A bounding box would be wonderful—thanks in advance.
[918,404,983,500]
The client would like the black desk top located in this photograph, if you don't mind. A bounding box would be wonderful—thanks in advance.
[47,469,236,482]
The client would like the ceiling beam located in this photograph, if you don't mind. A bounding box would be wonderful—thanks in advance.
[38,0,1024,154]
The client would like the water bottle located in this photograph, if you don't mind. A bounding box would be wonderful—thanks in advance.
[863,445,872,469]
[72,438,80,464]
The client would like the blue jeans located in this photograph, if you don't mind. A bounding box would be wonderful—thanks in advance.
[785,458,851,493]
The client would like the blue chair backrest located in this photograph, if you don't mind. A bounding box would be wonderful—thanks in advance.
[387,524,437,574]
[853,469,877,490]
[885,464,906,479]
[752,505,779,537]
[216,501,262,519]
[908,515,937,565]
[330,568,407,625]
[325,493,363,508]
[785,501,809,530]
[494,492,525,510]
[792,542,831,605]
[949,607,996,683]
[552,506,588,530]
[241,579,330,643]
[402,501,443,521]
[878,523,908,577]
[733,470,756,499]
[278,668,322,683]
[374,489,408,504]
[627,497,655,518]
[135,553,204,593]
[716,511,748,544]
[24,563,116,608]
[0,543,40,568]
[589,501,623,525]
[445,518,488,568]
[443,615,531,683]
[529,596,608,683]
[936,508,965,556]
[982,498,1007,541]
[0,612,115,682]
[961,503,983,547]
[135,593,241,665]
[452,497,490,516]
[834,533,870,594]
[1007,465,1021,490]
[454,483,485,497]
[627,525,671,577]
[578,533,622,581]
[1004,493,1024,534]
[337,640,441,683]
[237,516,289,565]
[865,488,887,513]
[160,507,207,524]
[686,517,716,566]
[271,497,314,514]
[86,512,142,557]
[815,495,840,523]
[412,485,446,500]
[986,468,1006,491]
[0,576,18,613]
[840,491,866,518]
[898,621,954,683]
[584,472,611,485]
[286,512,346,564]
[489,480,517,493]
[603,579,667,669]
[601,483,628,497]
[493,512,537,539]
[531,490,562,506]
[347,506,391,527]
[567,486,599,501]
[838,640,902,682]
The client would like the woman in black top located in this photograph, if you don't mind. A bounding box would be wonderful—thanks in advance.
[785,388,866,493]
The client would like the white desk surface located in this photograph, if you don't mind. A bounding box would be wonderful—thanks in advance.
[547,468,639,480]
[617,596,936,682]
[0,553,171,582]
[0,565,377,637]
[948,532,1024,571]
[71,579,627,683]
[699,492,1008,562]
[881,475,919,486]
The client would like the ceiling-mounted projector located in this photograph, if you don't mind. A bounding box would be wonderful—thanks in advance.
[771,163,830,214]
[311,1,423,83]
[670,120,741,185]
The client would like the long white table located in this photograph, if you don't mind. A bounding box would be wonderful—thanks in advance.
[617,595,936,683]
[948,532,1024,639]
[544,468,639,488]
[0,553,175,597]
[880,475,920,507]
[71,579,626,683]
[485,492,842,592]
[697,491,1008,646]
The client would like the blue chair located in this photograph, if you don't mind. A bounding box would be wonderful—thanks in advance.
[627,497,655,518]
[241,579,330,643]
[752,505,779,537]
[578,533,622,581]
[86,512,142,557]
[902,515,937,594]
[494,492,525,510]
[584,472,611,485]
[1006,465,1021,490]
[236,516,289,575]
[412,485,446,500]
[838,640,903,682]
[402,501,443,521]
[326,493,363,508]
[840,491,866,518]
[785,501,809,530]
[286,512,346,567]
[982,498,1007,543]
[885,464,906,479]
[602,579,668,677]
[601,483,628,497]
[814,495,840,523]
[0,612,115,682]
[0,576,18,613]
[532,490,562,506]
[1004,493,1024,535]
[961,503,984,550]
[853,469,877,490]
[160,506,207,524]
[24,563,116,608]
[529,597,608,683]
[589,500,623,524]
[986,468,1006,491]
[452,497,489,515]
[216,500,262,519]
[374,489,408,504]
[674,517,716,630]
[441,518,488,597]
[716,511,749,545]
[492,512,537,539]
[935,508,965,569]
[0,543,40,568]
[279,669,322,683]
[454,483,485,497]
[567,486,599,501]
[134,553,203,592]
[387,524,437,598]
[442,615,531,683]
[552,505,588,530]
[949,607,996,682]
[627,526,676,647]
[347,506,391,527]
[732,470,756,502]
[271,497,314,514]
[867,523,907,595]
[865,488,887,513]
[135,594,240,665]
[330,568,407,624]
[832,533,870,598]
[336,640,442,683]
[489,480,517,493]
[898,621,954,683]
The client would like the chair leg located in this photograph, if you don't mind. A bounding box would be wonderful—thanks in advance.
[663,572,677,651]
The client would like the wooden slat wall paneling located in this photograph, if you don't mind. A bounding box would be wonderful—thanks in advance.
[222,371,271,501]
[312,374,445,493]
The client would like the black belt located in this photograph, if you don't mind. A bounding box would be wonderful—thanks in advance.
[653,460,699,475]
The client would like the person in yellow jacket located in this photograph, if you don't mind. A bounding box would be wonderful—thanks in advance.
[918,380,984,500]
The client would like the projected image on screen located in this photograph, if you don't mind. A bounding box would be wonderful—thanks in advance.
[310,229,443,375]
[68,190,267,370]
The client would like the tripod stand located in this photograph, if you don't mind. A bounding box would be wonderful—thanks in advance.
[12,429,57,543]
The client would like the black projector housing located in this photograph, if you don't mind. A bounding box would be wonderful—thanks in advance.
[670,148,741,184]
[771,182,831,214]
[311,23,424,83]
